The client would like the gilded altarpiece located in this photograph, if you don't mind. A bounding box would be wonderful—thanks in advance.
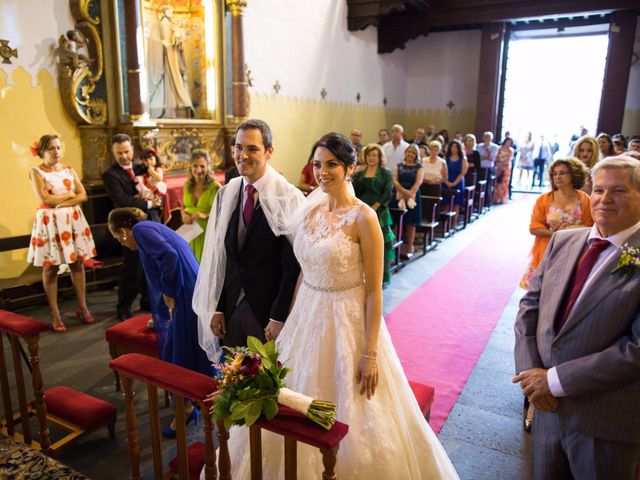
[57,0,246,183]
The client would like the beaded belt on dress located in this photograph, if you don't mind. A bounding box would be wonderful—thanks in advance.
[302,279,363,293]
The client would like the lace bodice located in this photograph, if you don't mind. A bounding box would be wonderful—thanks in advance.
[294,203,364,291]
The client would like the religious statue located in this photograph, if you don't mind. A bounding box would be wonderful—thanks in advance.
[147,6,195,118]
[56,29,93,72]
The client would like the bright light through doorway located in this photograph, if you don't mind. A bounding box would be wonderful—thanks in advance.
[501,34,609,151]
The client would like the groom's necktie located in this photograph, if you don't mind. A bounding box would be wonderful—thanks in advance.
[243,184,256,226]
[555,238,611,332]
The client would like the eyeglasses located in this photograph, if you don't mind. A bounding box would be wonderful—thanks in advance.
[551,171,570,177]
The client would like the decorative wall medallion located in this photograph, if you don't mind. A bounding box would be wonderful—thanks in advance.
[320,88,327,100]
[55,0,107,125]
[0,39,18,64]
[273,81,281,94]
[446,100,455,109]
[356,92,361,103]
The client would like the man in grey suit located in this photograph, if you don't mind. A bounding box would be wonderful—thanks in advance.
[513,155,640,479]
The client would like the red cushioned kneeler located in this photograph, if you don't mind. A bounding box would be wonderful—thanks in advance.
[409,381,435,422]
[105,313,157,356]
[168,441,205,480]
[44,386,117,430]
[104,313,159,392]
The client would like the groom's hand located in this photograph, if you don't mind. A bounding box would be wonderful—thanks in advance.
[210,313,226,339]
[264,320,283,341]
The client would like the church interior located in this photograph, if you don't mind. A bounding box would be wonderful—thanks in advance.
[0,0,639,478]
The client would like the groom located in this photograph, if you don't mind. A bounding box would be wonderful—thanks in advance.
[207,119,302,347]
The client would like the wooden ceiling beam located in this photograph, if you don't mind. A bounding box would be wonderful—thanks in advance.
[374,0,639,53]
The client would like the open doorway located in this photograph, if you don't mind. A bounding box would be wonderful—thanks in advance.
[500,26,609,191]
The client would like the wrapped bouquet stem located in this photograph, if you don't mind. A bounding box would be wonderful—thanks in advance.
[211,336,336,430]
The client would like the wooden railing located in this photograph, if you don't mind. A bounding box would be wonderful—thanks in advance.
[110,353,349,480]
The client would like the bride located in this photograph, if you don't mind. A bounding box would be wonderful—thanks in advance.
[204,132,458,479]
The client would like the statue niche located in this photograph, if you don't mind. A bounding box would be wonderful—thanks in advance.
[147,5,195,119]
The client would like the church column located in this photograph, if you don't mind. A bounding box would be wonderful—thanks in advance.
[123,0,147,120]
[474,23,506,138]
[226,0,249,120]
[597,10,636,135]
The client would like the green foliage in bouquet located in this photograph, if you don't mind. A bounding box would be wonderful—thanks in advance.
[211,337,289,430]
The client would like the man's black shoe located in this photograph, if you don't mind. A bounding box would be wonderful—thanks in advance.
[117,310,132,322]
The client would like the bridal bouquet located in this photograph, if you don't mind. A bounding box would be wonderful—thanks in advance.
[211,336,336,430]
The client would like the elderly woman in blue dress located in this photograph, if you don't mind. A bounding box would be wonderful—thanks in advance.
[108,207,211,437]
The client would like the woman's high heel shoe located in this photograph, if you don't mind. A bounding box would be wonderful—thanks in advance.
[75,308,95,324]
[51,315,66,333]
[161,407,199,439]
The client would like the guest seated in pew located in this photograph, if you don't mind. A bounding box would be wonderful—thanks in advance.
[352,143,395,288]
[181,149,221,262]
[108,207,212,437]
[298,152,318,193]
[519,158,593,289]
[27,134,96,332]
[201,132,459,479]
[572,135,600,194]
[391,144,424,258]
[444,139,468,227]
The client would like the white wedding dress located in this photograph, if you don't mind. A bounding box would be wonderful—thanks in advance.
[210,203,458,479]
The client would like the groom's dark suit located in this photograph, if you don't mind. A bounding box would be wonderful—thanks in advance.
[217,184,300,346]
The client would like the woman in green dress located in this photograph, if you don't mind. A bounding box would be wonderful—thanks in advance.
[180,149,220,262]
[352,143,395,288]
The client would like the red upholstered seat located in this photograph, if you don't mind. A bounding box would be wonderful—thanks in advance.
[409,381,435,420]
[104,314,157,356]
[44,386,117,430]
[169,441,205,480]
[0,310,49,337]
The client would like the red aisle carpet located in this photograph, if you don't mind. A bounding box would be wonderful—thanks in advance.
[386,194,536,433]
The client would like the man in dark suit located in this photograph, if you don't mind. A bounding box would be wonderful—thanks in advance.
[208,119,302,347]
[102,133,160,320]
[513,156,640,479]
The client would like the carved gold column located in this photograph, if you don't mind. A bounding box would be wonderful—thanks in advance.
[123,0,147,120]
[226,0,249,120]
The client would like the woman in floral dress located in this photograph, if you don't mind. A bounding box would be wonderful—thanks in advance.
[520,158,593,289]
[494,137,514,204]
[27,134,96,332]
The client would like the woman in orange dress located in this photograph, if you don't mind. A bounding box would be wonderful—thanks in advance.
[27,134,96,331]
[520,158,593,289]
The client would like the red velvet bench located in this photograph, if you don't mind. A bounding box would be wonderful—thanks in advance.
[104,313,157,391]
[409,380,435,422]
[0,309,117,454]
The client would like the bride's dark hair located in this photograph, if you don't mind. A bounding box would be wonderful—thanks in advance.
[311,132,357,168]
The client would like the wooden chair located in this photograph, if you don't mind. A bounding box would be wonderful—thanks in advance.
[439,187,460,237]
[462,171,478,227]
[0,310,117,455]
[416,184,441,254]
[388,207,407,272]
[110,353,349,480]
[474,173,488,216]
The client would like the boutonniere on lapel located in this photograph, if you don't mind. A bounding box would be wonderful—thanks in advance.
[611,243,640,276]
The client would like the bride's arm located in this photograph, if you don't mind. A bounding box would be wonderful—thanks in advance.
[356,206,384,399]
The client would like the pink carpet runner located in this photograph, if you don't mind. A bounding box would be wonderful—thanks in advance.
[386,195,536,433]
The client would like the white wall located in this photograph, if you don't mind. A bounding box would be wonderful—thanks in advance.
[243,0,408,109]
[0,0,74,85]
[404,30,482,110]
